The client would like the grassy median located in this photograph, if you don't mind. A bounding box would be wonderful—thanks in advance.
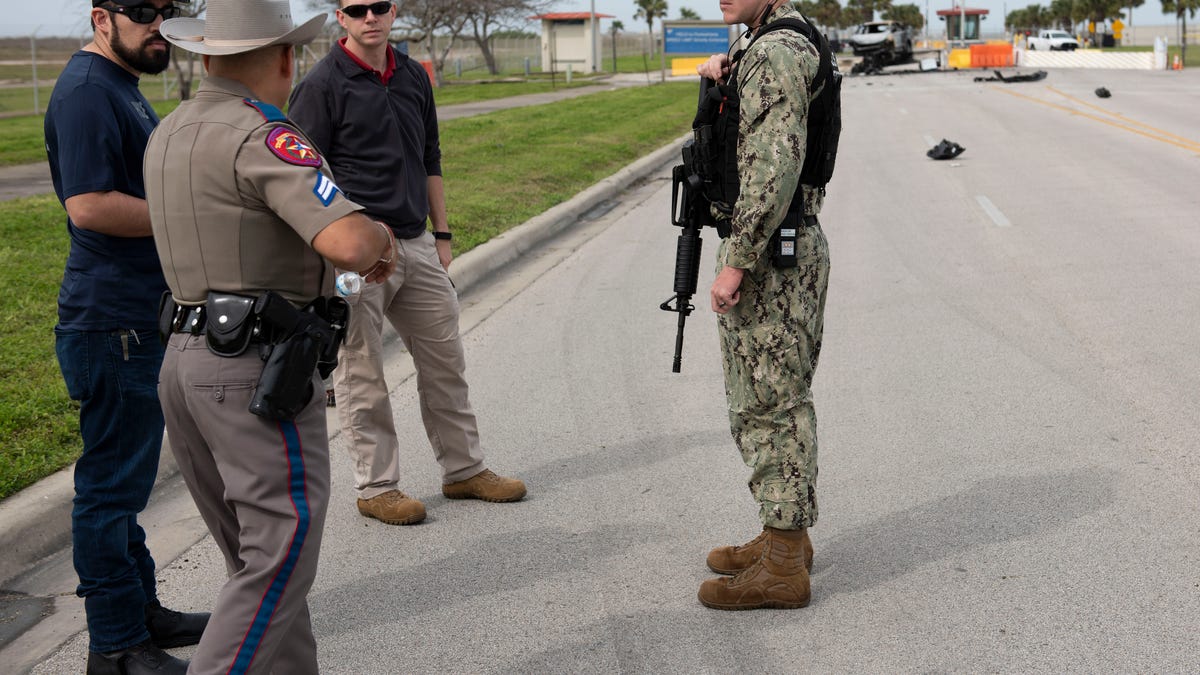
[0,80,696,500]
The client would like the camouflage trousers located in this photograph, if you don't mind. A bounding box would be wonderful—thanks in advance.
[717,223,829,530]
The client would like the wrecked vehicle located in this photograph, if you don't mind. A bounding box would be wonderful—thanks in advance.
[847,21,914,65]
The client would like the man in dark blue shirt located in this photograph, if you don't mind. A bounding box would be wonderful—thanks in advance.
[44,1,208,672]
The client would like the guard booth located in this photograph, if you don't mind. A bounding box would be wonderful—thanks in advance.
[938,5,990,46]
[531,12,613,73]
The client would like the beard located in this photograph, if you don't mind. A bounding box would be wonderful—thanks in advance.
[110,19,171,75]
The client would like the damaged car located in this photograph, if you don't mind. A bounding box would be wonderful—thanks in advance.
[848,20,914,65]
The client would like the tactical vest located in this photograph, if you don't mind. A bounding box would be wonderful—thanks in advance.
[691,16,842,217]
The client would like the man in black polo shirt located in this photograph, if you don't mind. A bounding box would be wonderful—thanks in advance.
[288,0,526,526]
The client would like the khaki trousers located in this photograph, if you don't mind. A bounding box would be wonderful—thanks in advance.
[160,333,329,675]
[334,231,485,498]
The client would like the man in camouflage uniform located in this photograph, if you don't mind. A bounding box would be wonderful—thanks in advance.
[696,0,830,610]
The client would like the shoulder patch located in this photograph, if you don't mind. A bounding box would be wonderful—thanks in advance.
[243,98,287,122]
[313,170,341,206]
[265,126,322,167]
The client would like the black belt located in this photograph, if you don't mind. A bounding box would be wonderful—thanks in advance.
[171,304,267,343]
[717,213,819,239]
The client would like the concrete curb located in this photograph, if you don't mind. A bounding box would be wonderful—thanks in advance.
[0,135,687,589]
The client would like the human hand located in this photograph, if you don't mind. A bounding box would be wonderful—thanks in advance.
[711,265,744,314]
[361,221,396,283]
[697,54,731,83]
[435,238,453,270]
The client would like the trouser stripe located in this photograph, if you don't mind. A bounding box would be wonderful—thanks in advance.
[227,421,311,675]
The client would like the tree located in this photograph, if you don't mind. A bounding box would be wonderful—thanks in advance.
[169,0,205,100]
[1163,0,1200,63]
[1047,0,1077,29]
[845,0,893,24]
[802,0,848,30]
[395,0,475,85]
[634,0,669,55]
[679,7,701,19]
[883,3,924,29]
[611,20,624,72]
[462,0,550,76]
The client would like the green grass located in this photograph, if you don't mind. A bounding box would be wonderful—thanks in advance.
[0,81,695,500]
[441,81,694,253]
[0,195,78,500]
[432,79,597,106]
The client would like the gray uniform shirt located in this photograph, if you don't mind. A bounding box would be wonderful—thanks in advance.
[145,77,361,305]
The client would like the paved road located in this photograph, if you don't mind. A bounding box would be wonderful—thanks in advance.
[14,67,1200,672]
[0,72,666,202]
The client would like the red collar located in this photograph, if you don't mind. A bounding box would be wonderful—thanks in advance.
[338,37,395,84]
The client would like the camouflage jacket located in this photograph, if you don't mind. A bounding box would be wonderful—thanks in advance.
[722,3,824,271]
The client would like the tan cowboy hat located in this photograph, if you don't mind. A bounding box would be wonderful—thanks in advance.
[161,0,326,56]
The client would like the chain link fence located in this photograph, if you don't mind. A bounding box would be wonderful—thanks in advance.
[0,31,655,118]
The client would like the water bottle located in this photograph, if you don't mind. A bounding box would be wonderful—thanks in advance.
[334,271,363,298]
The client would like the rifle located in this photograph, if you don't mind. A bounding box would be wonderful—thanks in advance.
[660,140,719,373]
[660,78,723,373]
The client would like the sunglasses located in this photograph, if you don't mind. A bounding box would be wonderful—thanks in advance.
[102,3,183,24]
[340,2,393,19]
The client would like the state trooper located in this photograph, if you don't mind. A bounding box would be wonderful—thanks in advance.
[144,1,396,671]
[694,0,834,610]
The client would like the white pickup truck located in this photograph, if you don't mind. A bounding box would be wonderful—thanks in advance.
[1026,29,1079,51]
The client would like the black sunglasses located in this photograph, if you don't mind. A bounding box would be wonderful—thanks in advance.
[340,2,393,19]
[103,3,183,24]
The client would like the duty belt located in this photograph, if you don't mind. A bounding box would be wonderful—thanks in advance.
[717,213,819,239]
[172,304,207,335]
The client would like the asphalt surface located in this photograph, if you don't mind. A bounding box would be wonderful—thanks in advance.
[6,66,1200,672]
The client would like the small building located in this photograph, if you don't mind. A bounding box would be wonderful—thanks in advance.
[530,12,614,73]
[937,5,990,44]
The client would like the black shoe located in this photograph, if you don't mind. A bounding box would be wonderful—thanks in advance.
[86,639,188,675]
[145,600,209,649]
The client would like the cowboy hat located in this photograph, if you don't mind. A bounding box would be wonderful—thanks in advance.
[161,0,325,56]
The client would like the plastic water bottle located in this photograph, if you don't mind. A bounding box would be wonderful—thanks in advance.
[334,271,363,298]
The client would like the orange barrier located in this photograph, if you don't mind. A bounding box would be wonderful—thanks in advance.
[969,43,1013,68]
[419,60,437,87]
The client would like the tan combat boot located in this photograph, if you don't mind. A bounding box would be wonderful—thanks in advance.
[442,469,526,502]
[356,489,427,525]
[706,527,813,575]
[697,527,812,610]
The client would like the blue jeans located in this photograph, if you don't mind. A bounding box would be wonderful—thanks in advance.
[55,328,165,653]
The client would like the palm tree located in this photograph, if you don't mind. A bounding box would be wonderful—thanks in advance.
[679,7,701,19]
[1162,0,1200,63]
[634,0,669,56]
[610,20,625,72]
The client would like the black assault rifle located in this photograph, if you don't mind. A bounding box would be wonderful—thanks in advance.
[660,138,718,373]
[660,78,725,373]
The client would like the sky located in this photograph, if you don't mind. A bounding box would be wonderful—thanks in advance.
[0,0,1186,38]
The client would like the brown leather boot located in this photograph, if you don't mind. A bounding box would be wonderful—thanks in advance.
[706,527,813,575]
[357,490,426,525]
[442,469,526,502]
[697,527,812,610]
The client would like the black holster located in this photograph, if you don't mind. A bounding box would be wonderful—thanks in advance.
[247,291,348,421]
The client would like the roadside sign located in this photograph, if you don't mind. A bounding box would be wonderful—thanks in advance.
[664,25,731,54]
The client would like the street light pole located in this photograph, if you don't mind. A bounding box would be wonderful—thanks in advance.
[31,25,42,115]
[591,0,598,72]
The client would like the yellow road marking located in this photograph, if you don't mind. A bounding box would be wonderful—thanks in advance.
[989,85,1200,154]
[1045,85,1200,149]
